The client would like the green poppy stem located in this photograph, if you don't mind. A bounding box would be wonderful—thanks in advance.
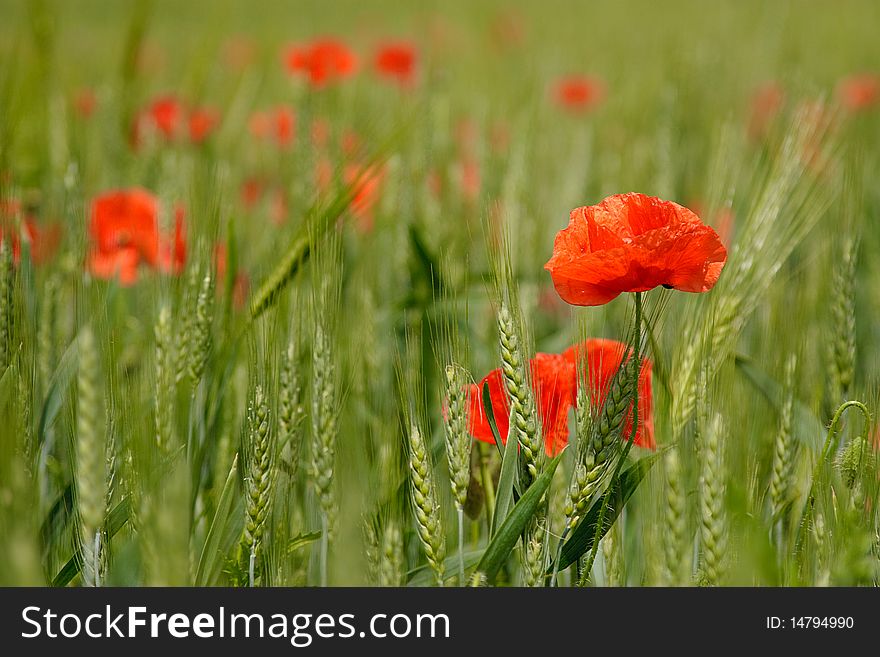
[479,442,496,533]
[794,399,871,558]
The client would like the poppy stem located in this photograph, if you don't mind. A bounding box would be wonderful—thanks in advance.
[579,292,642,586]
[794,399,871,558]
[479,442,496,532]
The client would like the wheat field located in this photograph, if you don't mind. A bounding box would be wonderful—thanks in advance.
[0,0,878,587]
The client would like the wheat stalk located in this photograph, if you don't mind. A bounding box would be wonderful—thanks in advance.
[241,384,276,586]
[497,301,542,486]
[408,421,445,586]
[698,413,727,586]
[76,326,107,587]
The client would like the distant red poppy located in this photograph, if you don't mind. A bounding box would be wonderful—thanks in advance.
[311,118,331,148]
[374,42,418,86]
[748,82,784,140]
[249,106,295,148]
[466,352,576,456]
[188,106,220,144]
[284,38,358,87]
[23,218,62,265]
[545,193,727,306]
[553,76,605,112]
[836,73,880,111]
[74,88,98,119]
[458,158,481,203]
[88,188,160,285]
[344,164,385,232]
[240,177,265,210]
[563,339,654,450]
[132,95,183,147]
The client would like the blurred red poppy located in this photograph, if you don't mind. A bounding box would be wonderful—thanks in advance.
[311,118,331,148]
[74,88,98,119]
[344,164,385,232]
[836,73,880,111]
[466,352,576,456]
[240,177,265,210]
[188,106,220,144]
[374,42,418,86]
[23,218,62,265]
[249,106,295,148]
[545,193,727,306]
[748,82,784,140]
[88,188,160,285]
[132,95,183,147]
[553,76,605,112]
[284,38,358,87]
[563,339,654,450]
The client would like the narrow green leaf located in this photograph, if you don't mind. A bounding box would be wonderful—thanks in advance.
[195,454,240,586]
[556,453,660,571]
[490,397,519,536]
[287,531,323,555]
[735,355,823,451]
[475,452,564,582]
[481,382,504,458]
[38,334,79,444]
[52,498,130,587]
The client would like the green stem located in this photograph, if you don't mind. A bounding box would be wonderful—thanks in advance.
[550,524,571,587]
[579,292,642,586]
[457,507,465,585]
[794,399,871,556]
[320,512,329,586]
[479,442,496,532]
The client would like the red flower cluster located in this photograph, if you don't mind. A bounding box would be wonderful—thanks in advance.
[374,42,418,87]
[466,338,653,456]
[132,95,221,147]
[284,39,358,87]
[88,188,186,285]
[249,106,296,148]
[545,193,727,306]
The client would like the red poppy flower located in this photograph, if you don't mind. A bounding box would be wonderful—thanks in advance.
[374,42,418,86]
[23,218,62,265]
[748,82,784,140]
[188,106,220,144]
[836,73,880,111]
[311,118,331,148]
[132,95,183,147]
[284,39,358,87]
[88,188,160,285]
[74,88,97,119]
[553,76,605,112]
[249,106,295,148]
[456,157,481,203]
[344,164,385,232]
[466,352,577,456]
[240,177,265,209]
[545,193,727,306]
[563,339,654,450]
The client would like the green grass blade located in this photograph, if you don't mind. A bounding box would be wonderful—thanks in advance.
[51,498,130,587]
[735,355,823,451]
[475,452,563,583]
[555,453,660,571]
[194,454,239,586]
